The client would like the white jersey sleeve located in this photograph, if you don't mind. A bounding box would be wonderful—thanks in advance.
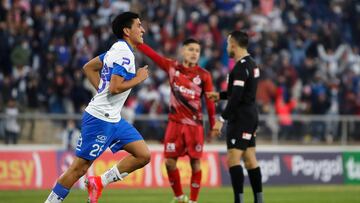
[85,40,136,122]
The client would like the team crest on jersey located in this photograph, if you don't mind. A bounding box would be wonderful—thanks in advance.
[175,70,180,77]
[193,75,201,85]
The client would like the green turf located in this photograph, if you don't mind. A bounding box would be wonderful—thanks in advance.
[1,185,359,203]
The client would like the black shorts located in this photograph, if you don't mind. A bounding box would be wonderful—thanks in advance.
[225,119,258,151]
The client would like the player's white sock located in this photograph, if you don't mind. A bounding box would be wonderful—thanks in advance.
[44,191,63,203]
[176,194,184,200]
[100,165,128,186]
[176,194,188,201]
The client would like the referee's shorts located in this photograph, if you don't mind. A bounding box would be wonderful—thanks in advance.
[225,118,258,151]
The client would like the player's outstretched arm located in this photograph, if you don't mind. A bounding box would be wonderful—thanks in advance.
[109,65,149,94]
[203,72,216,130]
[83,56,103,90]
[137,43,172,72]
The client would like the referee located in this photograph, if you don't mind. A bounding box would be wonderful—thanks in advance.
[207,30,264,203]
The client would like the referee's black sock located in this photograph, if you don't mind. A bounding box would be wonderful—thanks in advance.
[247,167,264,203]
[229,165,244,203]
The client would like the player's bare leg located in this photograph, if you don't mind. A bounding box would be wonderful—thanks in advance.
[59,157,93,188]
[189,158,202,203]
[86,140,151,203]
[244,147,263,203]
[166,158,188,203]
[45,157,92,203]
[116,140,151,172]
[228,149,245,203]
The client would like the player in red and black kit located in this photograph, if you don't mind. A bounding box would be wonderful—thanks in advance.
[207,31,264,203]
[137,39,216,203]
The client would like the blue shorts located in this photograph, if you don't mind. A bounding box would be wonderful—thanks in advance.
[75,112,143,161]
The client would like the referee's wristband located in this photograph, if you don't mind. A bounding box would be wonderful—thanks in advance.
[218,116,225,123]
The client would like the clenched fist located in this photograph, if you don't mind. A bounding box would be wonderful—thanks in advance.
[206,92,220,102]
[136,65,149,82]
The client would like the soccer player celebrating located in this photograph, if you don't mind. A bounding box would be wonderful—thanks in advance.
[44,12,151,203]
[137,39,216,203]
[207,31,264,203]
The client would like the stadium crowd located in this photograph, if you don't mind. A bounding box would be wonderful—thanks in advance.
[1,0,360,142]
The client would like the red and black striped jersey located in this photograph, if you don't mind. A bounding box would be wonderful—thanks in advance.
[137,43,216,128]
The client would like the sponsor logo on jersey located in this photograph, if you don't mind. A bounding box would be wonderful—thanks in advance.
[231,139,236,145]
[192,75,201,85]
[174,82,195,98]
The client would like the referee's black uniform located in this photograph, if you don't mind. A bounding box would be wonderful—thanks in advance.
[220,55,259,150]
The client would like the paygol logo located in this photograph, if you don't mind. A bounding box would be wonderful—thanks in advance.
[258,156,281,182]
[291,155,342,182]
[244,156,281,182]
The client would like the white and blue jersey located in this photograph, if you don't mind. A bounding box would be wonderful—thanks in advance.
[76,40,143,160]
[86,40,136,122]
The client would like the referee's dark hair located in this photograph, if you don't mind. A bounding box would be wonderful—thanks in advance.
[112,12,139,39]
[183,38,200,46]
[229,30,249,48]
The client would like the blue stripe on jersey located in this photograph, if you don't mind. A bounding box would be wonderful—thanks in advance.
[99,52,107,62]
[112,63,135,80]
[100,63,112,82]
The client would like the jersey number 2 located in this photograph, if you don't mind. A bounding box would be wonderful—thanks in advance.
[89,144,104,157]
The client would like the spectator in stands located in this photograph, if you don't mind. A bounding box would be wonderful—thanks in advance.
[58,120,80,151]
[275,86,296,140]
[4,98,20,144]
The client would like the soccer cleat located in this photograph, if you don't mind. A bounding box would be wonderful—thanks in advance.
[85,176,103,203]
[170,195,189,203]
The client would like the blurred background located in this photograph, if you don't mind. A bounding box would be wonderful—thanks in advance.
[1,0,360,201]
[1,0,360,146]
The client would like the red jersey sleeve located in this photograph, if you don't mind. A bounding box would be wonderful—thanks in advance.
[137,43,173,72]
[203,71,216,129]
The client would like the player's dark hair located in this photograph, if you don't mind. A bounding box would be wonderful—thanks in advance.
[182,38,200,46]
[112,12,139,39]
[229,30,248,48]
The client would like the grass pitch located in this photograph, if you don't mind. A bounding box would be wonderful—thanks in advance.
[1,185,359,203]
